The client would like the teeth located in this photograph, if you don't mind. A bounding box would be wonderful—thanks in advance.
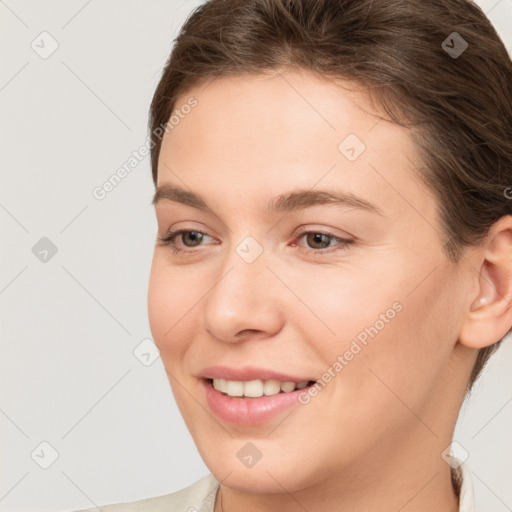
[263,379,281,396]
[226,380,244,397]
[213,378,227,393]
[244,380,263,397]
[280,381,296,392]
[212,378,310,398]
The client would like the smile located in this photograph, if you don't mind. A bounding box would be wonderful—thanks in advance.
[201,377,318,425]
[211,378,312,398]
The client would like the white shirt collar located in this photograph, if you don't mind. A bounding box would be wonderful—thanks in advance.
[457,460,476,512]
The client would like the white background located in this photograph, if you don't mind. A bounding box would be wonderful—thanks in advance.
[1,1,511,511]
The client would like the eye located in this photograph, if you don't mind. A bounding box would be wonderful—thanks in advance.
[156,227,354,256]
[292,229,354,255]
[156,229,215,254]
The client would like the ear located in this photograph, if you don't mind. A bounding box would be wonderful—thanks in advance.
[459,215,512,349]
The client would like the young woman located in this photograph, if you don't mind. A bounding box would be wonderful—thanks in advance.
[76,0,512,510]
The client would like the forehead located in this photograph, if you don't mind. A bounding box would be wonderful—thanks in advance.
[164,70,404,157]
[157,70,434,224]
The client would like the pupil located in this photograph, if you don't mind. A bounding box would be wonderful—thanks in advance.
[185,231,202,246]
[308,233,329,249]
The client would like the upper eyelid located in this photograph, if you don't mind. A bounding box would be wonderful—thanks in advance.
[162,225,353,239]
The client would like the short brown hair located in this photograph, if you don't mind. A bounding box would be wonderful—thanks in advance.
[149,0,512,389]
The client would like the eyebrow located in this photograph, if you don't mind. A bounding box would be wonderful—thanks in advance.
[152,184,384,216]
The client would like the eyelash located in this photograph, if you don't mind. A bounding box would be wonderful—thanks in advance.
[156,227,354,256]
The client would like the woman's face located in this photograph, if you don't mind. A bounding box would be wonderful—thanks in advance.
[148,70,473,493]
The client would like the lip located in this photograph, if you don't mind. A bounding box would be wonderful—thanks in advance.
[198,366,317,426]
[201,379,315,425]
[199,365,316,383]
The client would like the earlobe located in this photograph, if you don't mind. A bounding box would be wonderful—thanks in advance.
[459,216,512,349]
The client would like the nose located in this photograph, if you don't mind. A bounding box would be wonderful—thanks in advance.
[202,241,285,344]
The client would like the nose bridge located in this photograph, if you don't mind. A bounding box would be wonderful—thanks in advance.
[202,233,283,342]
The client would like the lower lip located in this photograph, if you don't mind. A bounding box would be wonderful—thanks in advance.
[202,379,311,426]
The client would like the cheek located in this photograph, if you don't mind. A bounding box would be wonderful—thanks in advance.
[288,261,404,354]
[147,260,169,341]
[147,257,197,359]
[335,267,459,411]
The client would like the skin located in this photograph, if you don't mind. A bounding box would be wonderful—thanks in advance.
[148,69,512,512]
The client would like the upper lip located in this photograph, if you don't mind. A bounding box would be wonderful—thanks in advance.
[199,365,316,383]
